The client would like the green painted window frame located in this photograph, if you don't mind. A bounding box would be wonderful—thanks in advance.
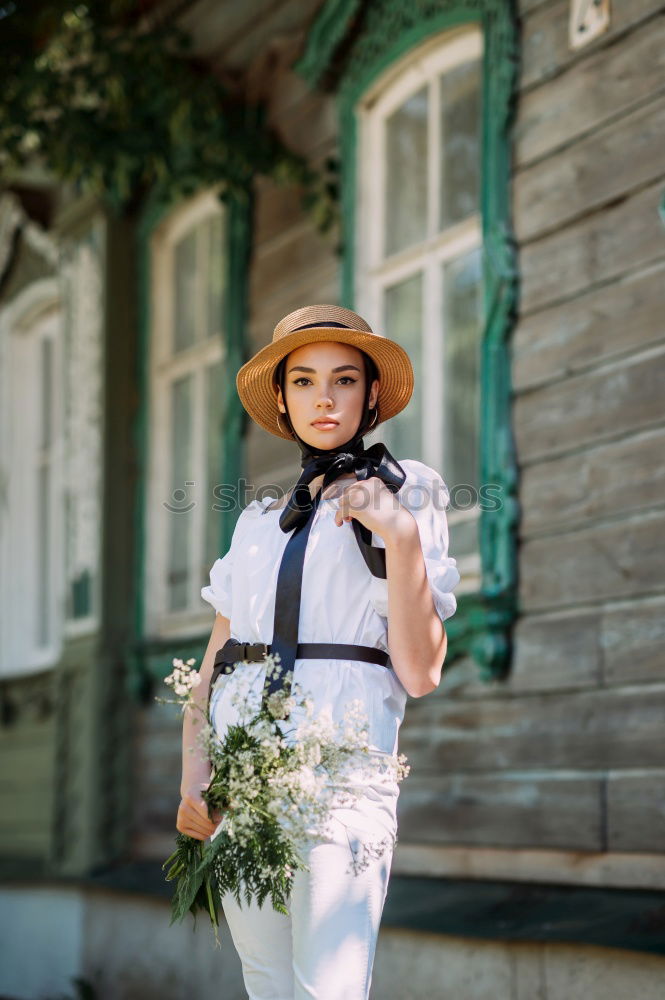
[295,0,520,681]
[129,187,252,699]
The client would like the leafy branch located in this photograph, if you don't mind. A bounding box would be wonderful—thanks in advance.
[0,0,339,229]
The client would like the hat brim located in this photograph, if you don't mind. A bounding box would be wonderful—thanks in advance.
[236,326,414,441]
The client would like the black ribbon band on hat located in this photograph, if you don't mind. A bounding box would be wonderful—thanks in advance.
[291,321,354,331]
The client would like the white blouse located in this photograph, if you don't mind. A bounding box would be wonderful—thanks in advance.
[201,459,461,755]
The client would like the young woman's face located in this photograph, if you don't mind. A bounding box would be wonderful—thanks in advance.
[276,341,379,448]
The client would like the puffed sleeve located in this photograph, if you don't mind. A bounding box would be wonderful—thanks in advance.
[200,512,246,618]
[368,459,461,622]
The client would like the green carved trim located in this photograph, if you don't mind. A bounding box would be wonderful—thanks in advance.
[293,0,363,88]
[223,191,253,554]
[130,187,251,701]
[298,0,520,681]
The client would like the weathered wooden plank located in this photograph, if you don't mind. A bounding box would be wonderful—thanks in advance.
[507,609,602,692]
[254,141,337,248]
[250,229,337,317]
[0,830,51,856]
[396,772,602,849]
[178,0,322,67]
[601,597,665,686]
[519,427,665,535]
[514,97,665,242]
[392,842,665,889]
[255,178,312,250]
[515,16,665,166]
[512,261,665,391]
[520,511,665,612]
[213,0,323,73]
[267,55,318,118]
[399,684,665,772]
[0,725,55,801]
[520,181,665,314]
[520,0,665,92]
[514,346,665,463]
[0,786,54,825]
[518,0,555,15]
[271,90,338,157]
[179,0,276,58]
[248,262,339,350]
[607,771,665,851]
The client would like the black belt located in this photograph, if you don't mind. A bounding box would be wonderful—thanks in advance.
[209,637,390,701]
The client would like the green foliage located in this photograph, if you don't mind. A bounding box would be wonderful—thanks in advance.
[0,0,340,229]
[163,714,308,940]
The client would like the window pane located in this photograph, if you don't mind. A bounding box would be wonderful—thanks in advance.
[442,247,483,494]
[206,214,225,338]
[439,58,481,229]
[385,86,428,256]
[168,374,193,611]
[173,229,197,352]
[203,360,224,587]
[384,273,423,457]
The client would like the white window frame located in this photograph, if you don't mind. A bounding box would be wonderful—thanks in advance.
[0,280,64,677]
[355,25,483,588]
[145,189,226,638]
[61,218,105,640]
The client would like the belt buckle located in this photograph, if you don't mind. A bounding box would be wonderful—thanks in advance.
[253,642,269,660]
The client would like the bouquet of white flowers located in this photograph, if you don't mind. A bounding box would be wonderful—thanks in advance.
[159,652,409,944]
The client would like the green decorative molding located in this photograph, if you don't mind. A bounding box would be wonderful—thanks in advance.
[293,0,363,88]
[130,187,252,701]
[296,0,521,681]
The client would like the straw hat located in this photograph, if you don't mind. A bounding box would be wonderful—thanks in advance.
[236,304,414,441]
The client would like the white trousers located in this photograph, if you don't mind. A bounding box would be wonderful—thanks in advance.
[220,774,399,1000]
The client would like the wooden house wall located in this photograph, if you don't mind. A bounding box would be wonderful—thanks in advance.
[131,0,665,883]
[396,0,665,875]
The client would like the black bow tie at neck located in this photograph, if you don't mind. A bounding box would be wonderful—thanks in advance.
[278,440,406,534]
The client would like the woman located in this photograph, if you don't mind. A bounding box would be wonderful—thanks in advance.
[176,304,460,999]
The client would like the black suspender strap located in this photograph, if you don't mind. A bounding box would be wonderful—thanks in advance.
[266,487,321,700]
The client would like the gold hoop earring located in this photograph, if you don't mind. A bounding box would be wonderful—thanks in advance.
[368,406,379,430]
